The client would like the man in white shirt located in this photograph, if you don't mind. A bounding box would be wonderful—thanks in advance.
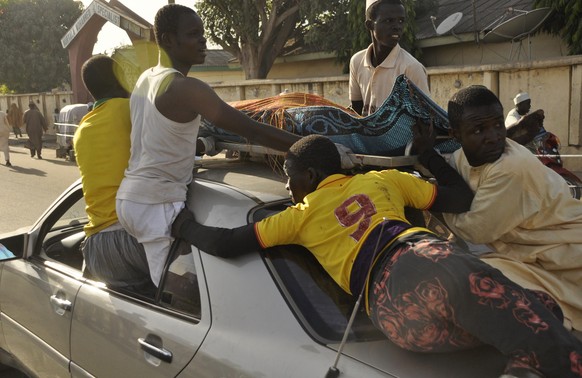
[505,92,546,145]
[349,0,429,116]
[505,92,531,126]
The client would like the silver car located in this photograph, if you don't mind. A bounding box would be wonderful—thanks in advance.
[0,159,504,377]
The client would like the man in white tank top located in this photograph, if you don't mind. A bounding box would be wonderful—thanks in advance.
[117,4,341,286]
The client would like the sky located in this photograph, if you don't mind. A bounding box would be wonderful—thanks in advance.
[77,0,197,54]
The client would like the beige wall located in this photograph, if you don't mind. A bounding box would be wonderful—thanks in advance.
[193,69,245,86]
[188,52,345,85]
[0,92,75,133]
[425,56,582,169]
[266,55,344,80]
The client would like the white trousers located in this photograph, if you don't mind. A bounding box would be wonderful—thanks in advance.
[116,199,184,286]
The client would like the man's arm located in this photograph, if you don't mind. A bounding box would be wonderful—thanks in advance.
[350,100,364,116]
[158,75,299,152]
[418,149,473,213]
[157,75,358,166]
[412,120,473,213]
[172,208,261,258]
[506,109,544,145]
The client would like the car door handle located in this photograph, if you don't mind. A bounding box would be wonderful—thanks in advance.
[50,295,72,313]
[138,337,173,363]
[51,295,72,311]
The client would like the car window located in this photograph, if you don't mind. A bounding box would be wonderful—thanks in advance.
[159,240,202,320]
[265,245,384,344]
[31,187,202,319]
[37,188,87,271]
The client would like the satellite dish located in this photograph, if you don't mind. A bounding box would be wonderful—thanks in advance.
[435,12,463,35]
[481,7,552,43]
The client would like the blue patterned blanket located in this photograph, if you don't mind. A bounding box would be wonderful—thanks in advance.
[200,75,461,156]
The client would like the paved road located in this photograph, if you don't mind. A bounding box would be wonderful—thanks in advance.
[0,138,80,235]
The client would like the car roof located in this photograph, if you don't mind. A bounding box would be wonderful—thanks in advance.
[192,158,290,202]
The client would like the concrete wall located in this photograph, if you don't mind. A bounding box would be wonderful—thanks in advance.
[0,92,75,132]
[191,52,345,86]
[426,56,582,169]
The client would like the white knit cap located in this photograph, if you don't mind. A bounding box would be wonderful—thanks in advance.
[366,0,378,11]
[513,92,530,105]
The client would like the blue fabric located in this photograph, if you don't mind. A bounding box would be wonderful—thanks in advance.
[0,243,16,260]
[200,75,461,156]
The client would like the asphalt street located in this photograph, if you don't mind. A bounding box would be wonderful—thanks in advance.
[0,136,80,235]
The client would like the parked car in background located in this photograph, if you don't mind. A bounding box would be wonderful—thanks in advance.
[54,103,90,163]
[0,158,505,378]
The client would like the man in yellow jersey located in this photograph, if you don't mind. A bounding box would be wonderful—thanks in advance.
[74,55,155,293]
[173,134,582,378]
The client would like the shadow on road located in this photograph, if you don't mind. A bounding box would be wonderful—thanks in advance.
[3,165,47,177]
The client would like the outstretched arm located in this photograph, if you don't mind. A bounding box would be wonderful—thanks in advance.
[412,120,473,213]
[172,208,261,258]
[157,75,359,166]
[160,75,300,152]
[350,100,364,116]
[506,109,544,145]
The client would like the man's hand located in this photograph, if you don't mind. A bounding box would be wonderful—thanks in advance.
[411,118,436,155]
[519,109,544,135]
[171,207,195,239]
[198,136,220,156]
[335,143,360,170]
[507,109,545,144]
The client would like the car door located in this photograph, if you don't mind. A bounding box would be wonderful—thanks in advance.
[70,240,211,378]
[0,186,87,377]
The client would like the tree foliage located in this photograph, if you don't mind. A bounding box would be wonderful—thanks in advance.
[534,0,582,55]
[0,0,82,92]
[197,0,349,79]
[331,0,438,73]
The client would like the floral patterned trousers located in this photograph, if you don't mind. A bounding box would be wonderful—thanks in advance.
[368,233,582,378]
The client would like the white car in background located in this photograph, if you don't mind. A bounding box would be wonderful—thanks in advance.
[0,158,505,378]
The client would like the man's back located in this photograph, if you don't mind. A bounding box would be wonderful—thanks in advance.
[73,99,131,236]
[256,168,436,294]
[118,66,201,205]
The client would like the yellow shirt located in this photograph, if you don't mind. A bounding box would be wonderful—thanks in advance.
[445,139,582,330]
[73,99,131,236]
[256,170,436,294]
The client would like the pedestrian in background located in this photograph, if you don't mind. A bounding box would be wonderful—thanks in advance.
[7,103,23,138]
[23,102,48,159]
[0,107,12,167]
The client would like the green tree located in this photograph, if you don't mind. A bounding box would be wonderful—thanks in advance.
[0,0,82,92]
[534,0,582,55]
[197,0,349,79]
